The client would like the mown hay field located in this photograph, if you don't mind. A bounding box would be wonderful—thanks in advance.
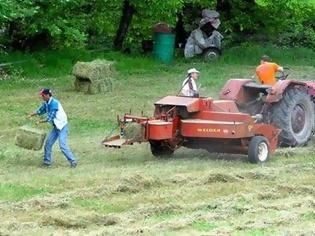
[0,51,315,235]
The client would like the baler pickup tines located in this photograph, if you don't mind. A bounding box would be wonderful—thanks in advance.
[102,135,132,148]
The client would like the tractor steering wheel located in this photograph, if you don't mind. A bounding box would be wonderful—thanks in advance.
[275,67,290,81]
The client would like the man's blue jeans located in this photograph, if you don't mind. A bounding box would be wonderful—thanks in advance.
[44,124,76,165]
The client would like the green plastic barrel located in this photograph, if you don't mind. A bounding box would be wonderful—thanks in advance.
[153,32,175,63]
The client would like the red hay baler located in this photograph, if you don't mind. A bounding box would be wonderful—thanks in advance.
[103,95,280,163]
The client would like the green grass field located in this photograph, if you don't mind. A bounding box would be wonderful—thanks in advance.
[0,47,315,235]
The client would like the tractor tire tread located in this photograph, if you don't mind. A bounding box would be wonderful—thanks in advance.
[269,87,314,147]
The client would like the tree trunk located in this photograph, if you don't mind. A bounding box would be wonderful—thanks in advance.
[175,12,187,48]
[114,0,135,50]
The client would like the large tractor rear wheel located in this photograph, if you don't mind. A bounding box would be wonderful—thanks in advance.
[150,141,174,157]
[269,87,314,147]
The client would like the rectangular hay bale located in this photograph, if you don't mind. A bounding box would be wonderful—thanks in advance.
[15,125,46,151]
[87,78,113,94]
[72,59,115,82]
[74,78,91,93]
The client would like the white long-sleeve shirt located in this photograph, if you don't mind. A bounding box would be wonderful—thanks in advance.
[36,97,68,130]
[180,77,198,97]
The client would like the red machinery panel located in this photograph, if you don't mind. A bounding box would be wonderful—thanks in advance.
[180,119,253,139]
[266,80,306,103]
[155,96,200,112]
[212,100,239,112]
[306,81,315,96]
[219,79,252,102]
[148,120,173,140]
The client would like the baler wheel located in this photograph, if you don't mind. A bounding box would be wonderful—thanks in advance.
[150,141,174,157]
[248,136,270,164]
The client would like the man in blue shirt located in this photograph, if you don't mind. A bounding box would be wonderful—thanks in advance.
[28,88,77,168]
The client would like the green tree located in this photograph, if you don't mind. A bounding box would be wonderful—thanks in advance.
[0,0,314,51]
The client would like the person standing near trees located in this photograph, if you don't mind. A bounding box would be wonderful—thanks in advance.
[256,55,284,85]
[28,88,77,168]
[180,68,200,97]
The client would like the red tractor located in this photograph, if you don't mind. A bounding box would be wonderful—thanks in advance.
[103,72,315,163]
[220,71,315,147]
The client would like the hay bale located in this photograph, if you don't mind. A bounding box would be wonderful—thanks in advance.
[72,59,115,94]
[72,59,115,81]
[74,78,90,93]
[123,123,143,141]
[74,78,112,95]
[87,78,113,94]
[15,125,46,151]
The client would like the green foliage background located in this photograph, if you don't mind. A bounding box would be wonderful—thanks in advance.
[0,0,315,50]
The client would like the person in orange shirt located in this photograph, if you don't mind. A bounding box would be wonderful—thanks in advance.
[255,55,284,85]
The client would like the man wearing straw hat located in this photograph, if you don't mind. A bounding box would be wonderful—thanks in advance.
[28,88,77,168]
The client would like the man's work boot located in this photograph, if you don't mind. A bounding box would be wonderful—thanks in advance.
[70,162,77,168]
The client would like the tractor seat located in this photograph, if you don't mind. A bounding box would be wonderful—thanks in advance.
[243,81,272,94]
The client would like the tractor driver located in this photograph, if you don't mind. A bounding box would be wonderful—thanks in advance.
[180,68,200,97]
[256,55,284,85]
